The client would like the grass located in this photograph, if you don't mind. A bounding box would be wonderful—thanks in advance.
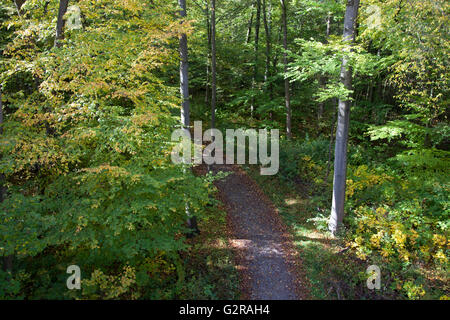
[243,164,384,300]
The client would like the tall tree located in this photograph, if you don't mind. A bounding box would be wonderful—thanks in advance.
[55,0,69,47]
[250,0,261,117]
[179,0,190,129]
[246,2,255,44]
[178,0,199,236]
[280,0,291,138]
[263,0,273,106]
[211,0,216,129]
[328,0,360,235]
[205,0,211,106]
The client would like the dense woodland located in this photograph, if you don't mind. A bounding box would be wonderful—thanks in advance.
[0,0,448,300]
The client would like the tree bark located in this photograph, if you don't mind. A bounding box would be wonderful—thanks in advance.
[205,1,211,105]
[281,0,291,138]
[55,0,69,47]
[178,0,199,236]
[179,0,190,129]
[246,3,255,44]
[324,99,337,183]
[329,0,360,235]
[250,0,261,117]
[263,0,274,113]
[211,0,216,129]
[13,0,26,16]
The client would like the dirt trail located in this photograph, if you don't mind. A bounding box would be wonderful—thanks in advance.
[211,164,307,300]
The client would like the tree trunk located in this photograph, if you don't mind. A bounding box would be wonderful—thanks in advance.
[329,0,360,235]
[250,0,261,117]
[178,0,199,236]
[281,0,291,138]
[272,24,282,78]
[246,3,255,44]
[211,0,216,129]
[13,0,26,16]
[324,99,337,184]
[43,0,50,15]
[205,1,211,105]
[263,0,274,119]
[55,0,69,47]
[179,0,190,129]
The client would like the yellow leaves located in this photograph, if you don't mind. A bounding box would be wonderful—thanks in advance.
[376,207,387,215]
[398,249,410,263]
[381,246,393,258]
[392,225,407,248]
[370,231,384,249]
[83,266,137,299]
[346,165,393,199]
[403,281,426,300]
[299,156,323,183]
[81,164,129,178]
[433,250,448,264]
[432,234,447,247]
[131,112,158,127]
[409,229,419,245]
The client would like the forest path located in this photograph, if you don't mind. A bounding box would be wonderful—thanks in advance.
[210,164,307,300]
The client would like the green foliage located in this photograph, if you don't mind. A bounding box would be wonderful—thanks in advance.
[0,0,220,299]
[278,137,330,185]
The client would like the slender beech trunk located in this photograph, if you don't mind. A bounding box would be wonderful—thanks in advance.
[178,0,198,236]
[263,0,274,119]
[324,99,337,184]
[179,0,190,129]
[205,1,211,105]
[246,3,255,44]
[329,0,360,235]
[211,0,216,129]
[250,0,261,117]
[281,0,291,138]
[272,24,282,77]
[55,0,69,47]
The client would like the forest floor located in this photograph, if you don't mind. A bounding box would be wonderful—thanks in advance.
[209,163,310,300]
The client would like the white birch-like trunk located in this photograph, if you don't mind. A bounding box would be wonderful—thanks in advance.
[178,0,199,236]
[329,0,360,235]
[211,0,216,130]
[280,0,291,138]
